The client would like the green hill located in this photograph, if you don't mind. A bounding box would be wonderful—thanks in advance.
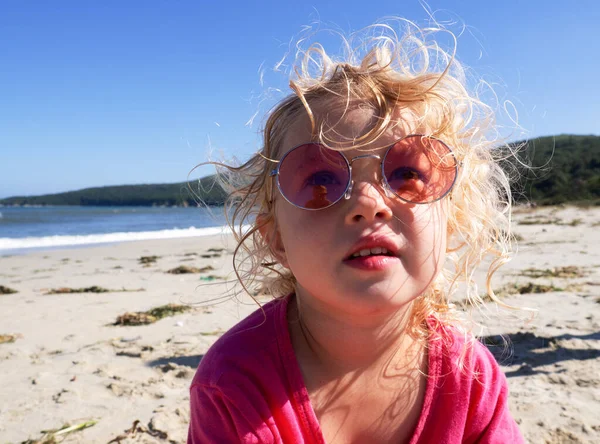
[508,134,599,205]
[0,176,227,207]
[0,134,598,207]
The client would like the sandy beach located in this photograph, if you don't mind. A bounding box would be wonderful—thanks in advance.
[1,205,599,443]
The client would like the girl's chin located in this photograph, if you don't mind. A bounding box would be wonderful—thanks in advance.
[334,288,417,314]
[295,272,422,310]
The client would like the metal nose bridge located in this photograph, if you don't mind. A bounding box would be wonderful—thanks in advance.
[345,153,388,200]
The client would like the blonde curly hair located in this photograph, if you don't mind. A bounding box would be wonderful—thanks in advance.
[211,21,516,340]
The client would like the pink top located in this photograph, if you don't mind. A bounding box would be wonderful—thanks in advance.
[188,295,524,443]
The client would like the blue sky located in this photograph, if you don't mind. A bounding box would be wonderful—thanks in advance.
[1,0,598,198]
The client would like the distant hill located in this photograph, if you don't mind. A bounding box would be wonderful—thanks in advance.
[1,134,598,207]
[0,176,227,207]
[508,134,599,205]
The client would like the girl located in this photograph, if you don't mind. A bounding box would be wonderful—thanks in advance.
[188,21,525,443]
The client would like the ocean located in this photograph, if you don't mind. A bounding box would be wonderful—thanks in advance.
[0,206,230,254]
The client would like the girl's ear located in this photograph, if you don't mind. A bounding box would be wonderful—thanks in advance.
[257,213,289,269]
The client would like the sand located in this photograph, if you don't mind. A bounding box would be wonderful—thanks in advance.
[0,205,598,443]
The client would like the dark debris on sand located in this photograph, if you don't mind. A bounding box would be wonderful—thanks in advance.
[108,419,166,443]
[166,265,215,274]
[112,303,192,326]
[0,285,17,294]
[518,266,588,279]
[45,286,144,295]
[0,333,21,344]
[138,255,160,265]
[495,282,563,297]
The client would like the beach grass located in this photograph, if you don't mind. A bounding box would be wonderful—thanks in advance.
[22,420,97,444]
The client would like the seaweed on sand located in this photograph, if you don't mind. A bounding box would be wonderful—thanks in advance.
[138,255,160,265]
[201,248,225,258]
[45,286,144,295]
[518,216,583,226]
[518,217,561,225]
[518,266,588,279]
[494,282,564,298]
[0,285,17,294]
[459,282,565,308]
[166,265,215,274]
[112,303,191,326]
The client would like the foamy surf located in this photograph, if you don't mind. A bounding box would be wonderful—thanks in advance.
[0,226,242,252]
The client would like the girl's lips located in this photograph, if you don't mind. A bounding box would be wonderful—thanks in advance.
[344,237,400,260]
[343,254,400,271]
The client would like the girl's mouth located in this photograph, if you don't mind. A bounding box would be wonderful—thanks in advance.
[343,253,400,271]
[344,245,400,271]
[343,236,401,270]
[347,247,396,259]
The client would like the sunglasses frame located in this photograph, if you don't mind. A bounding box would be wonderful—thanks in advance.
[269,134,459,211]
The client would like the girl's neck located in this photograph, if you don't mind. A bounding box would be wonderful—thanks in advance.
[287,291,422,379]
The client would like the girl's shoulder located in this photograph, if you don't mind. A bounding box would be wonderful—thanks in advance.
[412,318,524,443]
[191,296,291,388]
[188,296,313,443]
[426,317,506,387]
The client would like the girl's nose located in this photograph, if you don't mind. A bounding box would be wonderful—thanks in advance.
[344,179,394,224]
[342,155,392,223]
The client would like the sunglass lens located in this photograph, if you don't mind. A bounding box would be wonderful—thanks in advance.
[277,144,349,209]
[383,136,457,203]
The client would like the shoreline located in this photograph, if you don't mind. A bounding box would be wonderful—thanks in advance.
[0,225,248,256]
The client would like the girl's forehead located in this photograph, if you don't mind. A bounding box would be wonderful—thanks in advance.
[280,104,423,157]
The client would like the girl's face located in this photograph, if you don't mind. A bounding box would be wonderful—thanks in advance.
[269,106,449,320]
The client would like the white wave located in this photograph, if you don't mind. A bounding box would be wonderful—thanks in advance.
[0,226,245,251]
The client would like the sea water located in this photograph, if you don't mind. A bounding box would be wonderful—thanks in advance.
[0,206,231,254]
